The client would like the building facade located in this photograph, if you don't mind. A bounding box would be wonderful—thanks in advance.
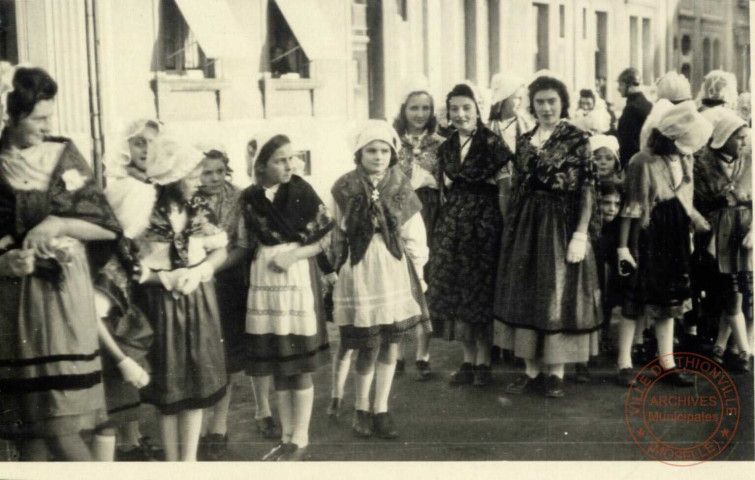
[0,0,750,193]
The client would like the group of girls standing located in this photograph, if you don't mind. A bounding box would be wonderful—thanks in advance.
[0,64,750,463]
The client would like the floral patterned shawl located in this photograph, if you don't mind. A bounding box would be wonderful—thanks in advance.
[693,146,752,216]
[332,166,421,266]
[140,194,224,269]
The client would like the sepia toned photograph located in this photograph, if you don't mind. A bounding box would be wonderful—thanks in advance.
[0,0,753,472]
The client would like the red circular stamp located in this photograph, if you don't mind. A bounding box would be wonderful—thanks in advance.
[624,352,741,466]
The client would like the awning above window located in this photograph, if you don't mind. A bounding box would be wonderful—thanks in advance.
[274,0,341,60]
[174,0,250,58]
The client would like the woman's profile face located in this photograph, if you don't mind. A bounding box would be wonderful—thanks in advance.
[128,126,159,172]
[179,165,203,200]
[359,140,392,176]
[721,126,749,159]
[261,143,294,186]
[500,93,522,118]
[9,99,54,148]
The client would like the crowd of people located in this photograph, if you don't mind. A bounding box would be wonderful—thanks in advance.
[0,63,751,462]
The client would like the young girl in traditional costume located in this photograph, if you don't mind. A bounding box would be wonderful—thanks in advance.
[331,120,429,439]
[390,76,444,380]
[195,148,247,460]
[133,136,229,461]
[94,118,163,461]
[235,134,333,461]
[614,100,712,387]
[695,107,752,373]
[0,67,121,460]
[428,83,511,388]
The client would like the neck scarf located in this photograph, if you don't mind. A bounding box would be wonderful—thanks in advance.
[332,165,421,266]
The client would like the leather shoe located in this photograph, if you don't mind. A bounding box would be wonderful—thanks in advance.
[415,360,432,381]
[256,416,282,440]
[472,364,492,387]
[506,372,538,394]
[262,442,287,461]
[352,410,373,438]
[545,375,565,398]
[660,368,694,387]
[278,443,308,461]
[373,412,399,439]
[449,362,474,385]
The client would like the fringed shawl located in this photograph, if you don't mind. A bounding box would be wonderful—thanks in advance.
[332,166,421,266]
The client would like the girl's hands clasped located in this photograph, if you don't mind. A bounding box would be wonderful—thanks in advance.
[23,216,65,257]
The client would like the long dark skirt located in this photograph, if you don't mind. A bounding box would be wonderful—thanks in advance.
[215,265,248,375]
[427,184,502,341]
[135,282,227,415]
[495,190,602,334]
[622,198,693,319]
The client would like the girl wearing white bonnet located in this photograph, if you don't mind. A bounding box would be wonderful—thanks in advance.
[390,75,444,381]
[132,135,229,461]
[330,119,429,440]
[615,101,713,387]
[589,134,622,184]
[639,71,692,153]
[694,107,752,373]
[697,70,739,112]
[488,73,535,152]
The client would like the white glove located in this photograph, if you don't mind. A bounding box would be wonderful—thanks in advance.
[566,232,587,263]
[322,272,338,287]
[117,357,150,388]
[174,263,213,295]
[617,247,637,277]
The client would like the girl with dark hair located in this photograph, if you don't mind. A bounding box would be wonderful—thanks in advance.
[427,83,512,388]
[235,134,334,461]
[389,77,444,381]
[133,136,229,461]
[495,76,601,398]
[0,67,122,460]
[194,148,248,460]
[330,120,429,440]
[694,108,752,373]
[614,100,712,387]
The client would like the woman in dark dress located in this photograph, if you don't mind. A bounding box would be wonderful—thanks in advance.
[0,67,121,460]
[495,76,602,398]
[427,83,512,387]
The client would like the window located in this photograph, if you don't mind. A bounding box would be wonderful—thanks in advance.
[162,0,213,76]
[595,11,608,98]
[681,35,691,56]
[559,5,565,38]
[629,16,639,69]
[703,37,711,74]
[464,0,477,82]
[268,0,309,78]
[489,0,500,76]
[582,8,587,40]
[0,0,18,64]
[713,38,721,69]
[642,18,652,84]
[534,3,549,71]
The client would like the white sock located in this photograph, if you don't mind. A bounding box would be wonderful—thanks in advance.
[290,387,313,448]
[524,359,540,378]
[654,317,676,370]
[276,390,294,443]
[715,316,731,350]
[729,313,750,355]
[92,434,115,462]
[373,361,396,414]
[354,368,375,412]
[549,363,565,379]
[252,376,273,419]
[618,316,637,369]
[332,354,352,399]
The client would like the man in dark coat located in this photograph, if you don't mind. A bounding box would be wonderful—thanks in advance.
[616,68,652,168]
